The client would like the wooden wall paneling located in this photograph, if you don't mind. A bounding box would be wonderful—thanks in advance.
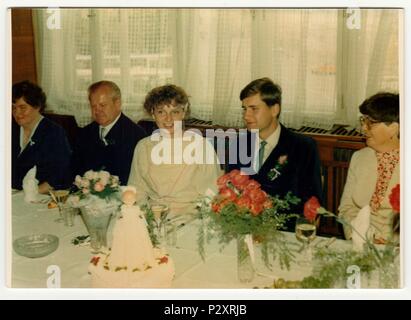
[12,8,37,84]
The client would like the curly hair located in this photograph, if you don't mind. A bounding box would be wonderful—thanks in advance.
[12,80,47,113]
[143,84,190,116]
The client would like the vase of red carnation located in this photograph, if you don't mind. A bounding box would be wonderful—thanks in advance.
[198,169,299,276]
[237,234,255,283]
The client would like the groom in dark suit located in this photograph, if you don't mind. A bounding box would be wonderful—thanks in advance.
[73,81,146,185]
[227,78,323,229]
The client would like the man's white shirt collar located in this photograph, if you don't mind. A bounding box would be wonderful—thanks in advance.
[99,113,121,138]
[261,124,281,164]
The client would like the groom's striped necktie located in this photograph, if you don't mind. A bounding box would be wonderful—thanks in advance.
[258,140,267,172]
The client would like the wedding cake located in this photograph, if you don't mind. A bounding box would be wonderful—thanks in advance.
[88,187,175,288]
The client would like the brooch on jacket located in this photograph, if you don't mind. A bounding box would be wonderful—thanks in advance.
[102,138,115,146]
[29,140,35,147]
[267,155,288,181]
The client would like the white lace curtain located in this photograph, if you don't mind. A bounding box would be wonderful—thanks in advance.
[32,8,400,129]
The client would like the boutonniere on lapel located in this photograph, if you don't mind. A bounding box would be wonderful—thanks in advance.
[28,140,35,147]
[267,154,288,181]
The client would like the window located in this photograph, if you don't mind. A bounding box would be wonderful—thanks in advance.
[33,8,401,129]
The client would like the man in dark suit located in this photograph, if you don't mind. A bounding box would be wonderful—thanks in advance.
[227,78,323,229]
[73,81,146,185]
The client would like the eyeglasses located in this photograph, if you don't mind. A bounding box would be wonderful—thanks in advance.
[359,115,381,129]
[153,107,185,119]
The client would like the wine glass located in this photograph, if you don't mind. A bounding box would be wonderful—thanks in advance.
[49,189,70,223]
[295,216,317,266]
[150,201,170,246]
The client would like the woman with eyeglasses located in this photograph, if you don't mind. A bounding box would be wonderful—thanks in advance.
[339,92,400,244]
[128,84,222,216]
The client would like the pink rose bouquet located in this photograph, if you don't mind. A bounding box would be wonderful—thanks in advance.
[73,170,120,200]
[68,170,121,210]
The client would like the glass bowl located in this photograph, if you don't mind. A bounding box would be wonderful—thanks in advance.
[13,234,59,258]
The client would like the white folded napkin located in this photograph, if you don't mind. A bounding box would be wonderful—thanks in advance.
[22,166,40,203]
[351,205,371,252]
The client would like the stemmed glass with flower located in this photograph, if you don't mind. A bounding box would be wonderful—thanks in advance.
[301,189,401,287]
[295,197,319,265]
[149,200,170,246]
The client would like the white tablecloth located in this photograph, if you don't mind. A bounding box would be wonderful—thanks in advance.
[10,192,387,288]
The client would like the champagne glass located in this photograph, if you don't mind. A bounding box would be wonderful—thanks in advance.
[49,189,70,223]
[295,216,317,266]
[150,201,169,246]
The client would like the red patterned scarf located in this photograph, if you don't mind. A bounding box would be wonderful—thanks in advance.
[370,149,400,213]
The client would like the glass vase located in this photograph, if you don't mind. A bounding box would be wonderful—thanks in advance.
[80,203,117,253]
[378,262,399,289]
[237,235,255,283]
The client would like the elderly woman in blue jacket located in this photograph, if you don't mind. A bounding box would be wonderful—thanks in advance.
[12,80,72,194]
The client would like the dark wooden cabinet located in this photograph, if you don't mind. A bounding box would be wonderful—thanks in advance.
[304,134,366,238]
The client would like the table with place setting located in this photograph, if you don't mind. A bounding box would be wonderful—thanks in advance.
[9,191,399,289]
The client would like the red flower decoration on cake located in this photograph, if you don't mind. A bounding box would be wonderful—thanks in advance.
[90,256,100,266]
[158,256,169,264]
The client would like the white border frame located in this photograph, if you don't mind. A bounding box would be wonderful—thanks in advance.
[1,0,409,300]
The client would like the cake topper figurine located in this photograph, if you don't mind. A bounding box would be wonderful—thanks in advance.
[88,185,175,287]
[121,186,137,206]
